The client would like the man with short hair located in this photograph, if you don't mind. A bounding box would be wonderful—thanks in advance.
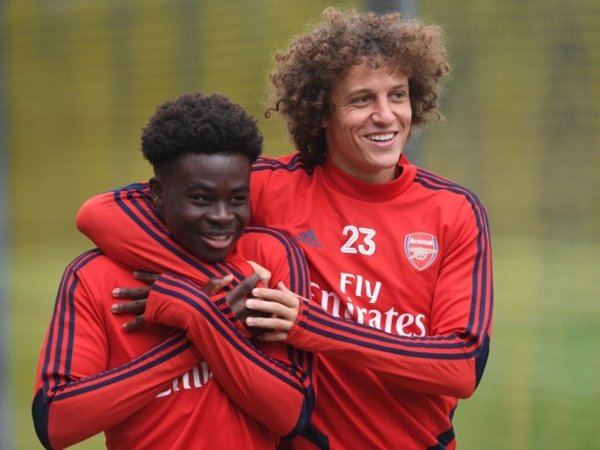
[33,92,313,449]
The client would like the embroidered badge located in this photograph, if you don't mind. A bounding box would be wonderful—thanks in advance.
[404,232,438,271]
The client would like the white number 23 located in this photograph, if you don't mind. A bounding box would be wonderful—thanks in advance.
[340,225,376,256]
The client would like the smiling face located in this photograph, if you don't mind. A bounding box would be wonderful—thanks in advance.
[151,152,251,262]
[323,63,412,183]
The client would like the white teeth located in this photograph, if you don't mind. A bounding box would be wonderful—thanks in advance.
[204,234,229,241]
[368,133,394,142]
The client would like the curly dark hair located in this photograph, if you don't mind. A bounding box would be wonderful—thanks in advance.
[267,7,451,168]
[142,92,263,173]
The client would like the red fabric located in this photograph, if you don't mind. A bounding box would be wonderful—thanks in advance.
[251,153,493,449]
[34,185,313,449]
[70,149,494,450]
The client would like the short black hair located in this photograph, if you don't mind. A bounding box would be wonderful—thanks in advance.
[142,92,263,173]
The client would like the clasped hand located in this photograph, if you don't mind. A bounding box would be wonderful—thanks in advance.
[112,269,300,341]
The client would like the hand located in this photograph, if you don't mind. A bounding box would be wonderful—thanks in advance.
[111,271,157,332]
[244,282,300,341]
[204,273,235,295]
[112,271,235,331]
[224,273,271,335]
[246,260,271,286]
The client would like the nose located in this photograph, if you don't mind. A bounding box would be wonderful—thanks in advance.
[207,201,233,223]
[372,98,395,124]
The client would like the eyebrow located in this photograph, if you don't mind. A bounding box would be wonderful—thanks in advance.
[345,83,409,98]
[185,183,250,192]
[348,82,409,95]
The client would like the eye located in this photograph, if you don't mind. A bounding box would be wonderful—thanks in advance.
[351,94,372,105]
[191,193,212,204]
[230,193,249,206]
[391,90,408,102]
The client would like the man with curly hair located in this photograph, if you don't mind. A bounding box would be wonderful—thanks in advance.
[75,7,493,450]
[32,92,314,449]
[244,8,494,449]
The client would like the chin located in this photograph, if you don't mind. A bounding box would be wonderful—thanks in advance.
[193,247,230,263]
[204,252,229,263]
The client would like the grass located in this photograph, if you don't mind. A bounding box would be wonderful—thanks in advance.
[453,235,600,449]
[9,235,600,449]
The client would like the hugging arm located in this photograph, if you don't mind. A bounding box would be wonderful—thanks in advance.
[76,185,315,436]
[248,200,493,399]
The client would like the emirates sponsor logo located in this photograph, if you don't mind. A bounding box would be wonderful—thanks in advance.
[404,232,438,271]
[312,281,428,337]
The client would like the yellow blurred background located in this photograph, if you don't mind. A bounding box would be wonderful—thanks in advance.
[3,0,599,449]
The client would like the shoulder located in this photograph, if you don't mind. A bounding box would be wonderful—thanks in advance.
[250,153,315,207]
[250,153,315,218]
[413,167,488,211]
[236,226,309,296]
[110,182,153,209]
[252,152,312,174]
[64,249,129,280]
[58,251,145,316]
[238,226,302,258]
[409,168,490,241]
[63,249,105,274]
[56,251,130,308]
[77,182,152,232]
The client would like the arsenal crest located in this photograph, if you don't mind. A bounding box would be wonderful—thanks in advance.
[404,232,438,271]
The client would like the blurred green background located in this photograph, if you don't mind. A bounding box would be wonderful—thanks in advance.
[3,0,599,449]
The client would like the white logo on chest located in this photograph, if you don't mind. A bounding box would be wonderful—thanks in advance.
[312,281,427,337]
[156,361,212,398]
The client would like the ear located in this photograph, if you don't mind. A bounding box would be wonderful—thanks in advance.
[149,176,164,214]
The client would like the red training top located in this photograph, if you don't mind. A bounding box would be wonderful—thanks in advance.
[73,151,494,450]
[33,183,314,450]
[250,153,494,450]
